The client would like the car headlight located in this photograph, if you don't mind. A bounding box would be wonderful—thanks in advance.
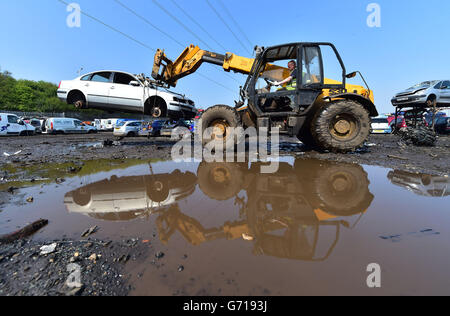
[414,88,427,96]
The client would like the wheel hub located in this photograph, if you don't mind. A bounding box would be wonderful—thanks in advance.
[330,114,358,140]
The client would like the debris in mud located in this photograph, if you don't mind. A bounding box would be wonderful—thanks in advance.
[388,155,409,161]
[26,196,34,203]
[155,252,165,259]
[81,226,99,238]
[178,265,185,272]
[0,219,48,244]
[40,243,57,255]
[0,239,150,296]
[399,127,437,147]
[55,178,65,184]
[3,150,22,157]
[7,187,18,194]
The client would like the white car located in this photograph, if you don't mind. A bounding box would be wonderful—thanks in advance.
[43,118,98,134]
[371,116,392,134]
[113,120,143,137]
[0,113,35,136]
[57,71,197,119]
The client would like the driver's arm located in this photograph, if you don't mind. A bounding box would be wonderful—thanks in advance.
[274,76,293,86]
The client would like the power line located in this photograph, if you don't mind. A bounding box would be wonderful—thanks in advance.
[205,0,252,55]
[151,0,215,51]
[57,0,156,52]
[169,0,228,52]
[57,0,236,93]
[113,0,185,48]
[217,0,253,49]
[113,0,240,85]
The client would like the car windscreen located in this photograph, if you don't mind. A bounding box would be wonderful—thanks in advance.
[407,81,439,90]
[372,118,389,124]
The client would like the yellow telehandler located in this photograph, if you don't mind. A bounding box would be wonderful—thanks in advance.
[152,43,378,152]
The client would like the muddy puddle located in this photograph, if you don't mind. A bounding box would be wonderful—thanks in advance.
[0,157,449,295]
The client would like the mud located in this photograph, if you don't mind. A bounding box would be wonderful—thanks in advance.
[0,133,449,296]
[0,133,448,177]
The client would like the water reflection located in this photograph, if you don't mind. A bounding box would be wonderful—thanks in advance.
[387,170,449,198]
[64,169,197,221]
[65,159,374,261]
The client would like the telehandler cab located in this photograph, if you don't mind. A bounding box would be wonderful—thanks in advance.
[152,42,378,152]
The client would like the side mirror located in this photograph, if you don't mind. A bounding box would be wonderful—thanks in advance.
[19,120,25,126]
[129,81,140,86]
[346,72,357,79]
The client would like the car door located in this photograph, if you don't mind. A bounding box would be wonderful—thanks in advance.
[109,72,143,111]
[439,81,450,104]
[84,72,113,108]
[6,115,22,135]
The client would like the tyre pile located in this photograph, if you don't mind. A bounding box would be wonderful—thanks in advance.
[400,127,437,147]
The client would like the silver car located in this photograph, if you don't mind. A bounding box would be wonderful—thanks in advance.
[392,80,450,107]
[113,120,143,137]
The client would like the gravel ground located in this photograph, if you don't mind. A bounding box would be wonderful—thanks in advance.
[0,132,448,176]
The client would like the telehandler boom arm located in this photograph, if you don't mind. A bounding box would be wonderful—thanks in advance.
[152,44,286,87]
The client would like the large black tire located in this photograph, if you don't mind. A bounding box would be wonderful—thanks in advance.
[197,162,244,201]
[199,105,242,151]
[72,188,91,206]
[311,100,371,152]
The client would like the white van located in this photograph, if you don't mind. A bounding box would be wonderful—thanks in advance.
[100,119,120,131]
[43,118,98,134]
[0,113,35,136]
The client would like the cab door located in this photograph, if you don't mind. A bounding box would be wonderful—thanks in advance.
[6,115,22,135]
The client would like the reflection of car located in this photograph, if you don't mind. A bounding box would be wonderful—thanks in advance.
[387,170,450,198]
[391,80,450,108]
[57,70,197,119]
[0,113,35,136]
[113,120,143,137]
[64,170,197,220]
[371,116,392,134]
[389,116,407,131]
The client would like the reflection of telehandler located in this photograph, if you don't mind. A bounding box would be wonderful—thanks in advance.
[156,159,374,261]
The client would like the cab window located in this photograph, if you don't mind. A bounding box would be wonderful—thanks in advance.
[91,72,112,83]
[81,74,92,81]
[301,46,322,86]
[7,115,19,124]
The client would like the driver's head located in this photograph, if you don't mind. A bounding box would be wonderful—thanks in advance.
[288,60,296,70]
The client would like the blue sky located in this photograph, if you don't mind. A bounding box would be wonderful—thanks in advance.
[0,0,449,113]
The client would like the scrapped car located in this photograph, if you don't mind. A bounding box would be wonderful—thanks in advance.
[0,113,35,136]
[57,71,197,119]
[113,120,143,137]
[429,116,450,134]
[391,80,450,108]
[160,119,193,138]
[371,116,392,134]
[43,118,97,134]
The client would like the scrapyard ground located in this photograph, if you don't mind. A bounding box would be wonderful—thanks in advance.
[0,132,449,296]
[0,132,448,176]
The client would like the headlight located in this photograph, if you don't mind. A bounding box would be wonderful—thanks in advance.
[414,88,427,95]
